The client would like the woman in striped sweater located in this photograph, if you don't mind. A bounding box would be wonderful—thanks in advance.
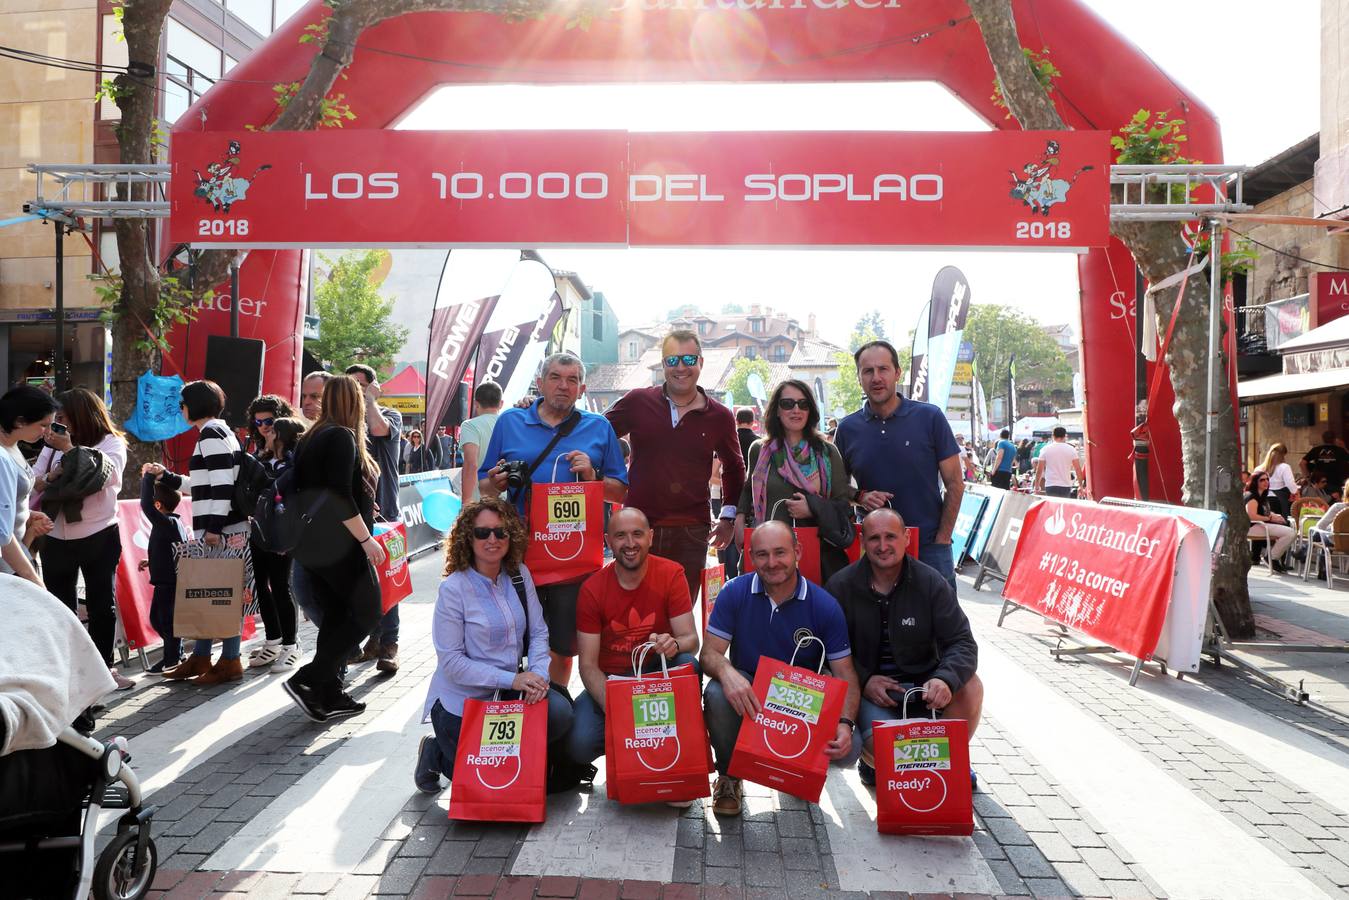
[162,380,250,686]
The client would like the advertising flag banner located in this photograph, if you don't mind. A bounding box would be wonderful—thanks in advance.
[114,497,193,650]
[1000,501,1195,662]
[426,293,498,435]
[449,697,547,823]
[874,714,973,836]
[909,301,931,402]
[908,267,972,411]
[1007,355,1018,428]
[172,130,1109,250]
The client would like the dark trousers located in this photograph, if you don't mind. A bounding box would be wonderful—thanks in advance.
[651,523,711,607]
[1045,485,1075,498]
[293,549,381,702]
[426,692,574,780]
[990,470,1012,490]
[253,548,298,645]
[148,583,182,667]
[41,524,121,666]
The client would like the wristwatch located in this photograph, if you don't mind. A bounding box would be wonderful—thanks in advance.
[839,716,857,732]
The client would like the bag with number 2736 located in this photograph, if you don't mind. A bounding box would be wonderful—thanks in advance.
[449,694,547,823]
[873,687,973,836]
[524,454,605,586]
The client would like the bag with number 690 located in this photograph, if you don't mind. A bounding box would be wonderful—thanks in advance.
[728,636,847,803]
[449,694,547,823]
[523,454,605,587]
[873,688,973,836]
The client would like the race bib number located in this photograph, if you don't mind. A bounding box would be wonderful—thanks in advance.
[546,492,586,534]
[479,712,523,757]
[764,676,824,725]
[894,736,951,771]
[632,691,676,740]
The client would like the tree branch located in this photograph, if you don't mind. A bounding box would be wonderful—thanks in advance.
[966,0,1065,131]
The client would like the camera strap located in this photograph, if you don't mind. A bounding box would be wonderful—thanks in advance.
[515,409,583,504]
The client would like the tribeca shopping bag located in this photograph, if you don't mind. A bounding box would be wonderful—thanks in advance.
[728,636,847,803]
[874,688,973,836]
[171,545,245,640]
[524,454,605,587]
[449,695,548,823]
[604,645,712,805]
[700,563,725,637]
[373,522,413,614]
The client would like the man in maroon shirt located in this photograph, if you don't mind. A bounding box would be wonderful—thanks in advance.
[606,330,746,606]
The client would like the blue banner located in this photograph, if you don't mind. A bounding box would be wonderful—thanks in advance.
[965,484,1007,564]
[951,491,989,565]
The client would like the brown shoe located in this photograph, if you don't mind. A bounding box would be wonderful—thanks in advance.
[162,654,212,681]
[711,776,742,817]
[192,657,244,686]
[355,637,380,664]
[376,642,399,674]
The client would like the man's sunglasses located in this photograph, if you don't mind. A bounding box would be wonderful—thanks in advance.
[472,526,508,540]
[252,417,275,428]
[777,398,811,411]
[664,354,699,368]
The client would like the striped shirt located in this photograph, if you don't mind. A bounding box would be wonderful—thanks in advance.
[188,419,243,537]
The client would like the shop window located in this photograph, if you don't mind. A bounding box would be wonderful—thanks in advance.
[227,0,274,35]
[6,322,107,396]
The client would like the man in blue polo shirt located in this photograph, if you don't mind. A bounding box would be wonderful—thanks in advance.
[480,351,628,686]
[835,340,964,589]
[700,521,860,816]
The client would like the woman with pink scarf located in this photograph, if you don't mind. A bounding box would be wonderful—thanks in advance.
[734,379,853,583]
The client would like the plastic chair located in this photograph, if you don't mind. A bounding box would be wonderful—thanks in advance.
[1312,507,1349,588]
[1291,497,1328,523]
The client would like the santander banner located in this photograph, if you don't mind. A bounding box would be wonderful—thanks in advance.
[1000,501,1194,663]
[170,129,1109,250]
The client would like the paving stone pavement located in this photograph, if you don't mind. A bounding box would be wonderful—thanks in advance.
[82,552,1349,899]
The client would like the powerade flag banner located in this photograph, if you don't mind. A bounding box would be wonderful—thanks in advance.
[908,266,971,412]
[425,252,498,435]
[494,291,566,407]
[475,320,535,391]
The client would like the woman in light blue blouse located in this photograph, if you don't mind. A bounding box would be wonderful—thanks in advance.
[414,497,573,793]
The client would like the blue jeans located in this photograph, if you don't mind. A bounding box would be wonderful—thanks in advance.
[919,542,956,592]
[292,560,320,626]
[703,667,752,776]
[568,652,700,766]
[424,690,574,780]
[370,604,399,646]
[193,636,241,660]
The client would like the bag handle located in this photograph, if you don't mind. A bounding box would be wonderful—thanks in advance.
[902,686,938,721]
[768,497,797,527]
[632,641,671,680]
[549,452,582,484]
[517,409,583,501]
[789,634,827,674]
[508,570,531,674]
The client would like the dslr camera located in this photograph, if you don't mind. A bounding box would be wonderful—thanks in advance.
[499,460,530,491]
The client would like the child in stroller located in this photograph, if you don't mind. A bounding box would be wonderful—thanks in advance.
[0,579,158,900]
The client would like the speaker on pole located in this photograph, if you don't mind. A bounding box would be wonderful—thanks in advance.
[204,335,265,428]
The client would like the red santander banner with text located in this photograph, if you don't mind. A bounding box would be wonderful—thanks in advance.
[1000,501,1189,662]
[171,130,1108,250]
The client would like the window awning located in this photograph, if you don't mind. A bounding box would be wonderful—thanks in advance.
[1238,368,1349,403]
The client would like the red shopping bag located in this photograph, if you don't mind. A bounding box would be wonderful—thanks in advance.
[449,696,547,823]
[728,638,846,803]
[874,689,973,836]
[605,649,711,804]
[701,564,725,636]
[374,522,413,614]
[524,479,605,587]
[845,526,919,565]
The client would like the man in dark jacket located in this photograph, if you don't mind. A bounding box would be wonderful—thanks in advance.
[824,508,982,786]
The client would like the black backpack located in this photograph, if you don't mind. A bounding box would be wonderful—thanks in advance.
[251,466,318,556]
[233,452,274,522]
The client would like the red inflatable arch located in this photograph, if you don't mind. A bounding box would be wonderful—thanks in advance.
[173,0,1223,502]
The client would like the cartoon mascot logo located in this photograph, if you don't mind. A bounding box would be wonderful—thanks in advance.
[1008,140,1093,216]
[193,140,271,213]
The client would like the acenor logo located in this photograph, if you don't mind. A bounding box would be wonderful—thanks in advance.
[1043,505,1066,536]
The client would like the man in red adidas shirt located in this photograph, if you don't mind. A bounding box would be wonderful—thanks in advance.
[568,507,701,771]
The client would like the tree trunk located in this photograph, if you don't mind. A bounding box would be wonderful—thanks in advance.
[967,0,1255,637]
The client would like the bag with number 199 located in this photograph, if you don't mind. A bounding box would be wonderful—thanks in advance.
[449,694,547,823]
[524,454,605,586]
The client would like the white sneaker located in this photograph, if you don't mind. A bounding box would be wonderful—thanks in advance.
[109,668,135,691]
[248,639,283,668]
[270,644,301,671]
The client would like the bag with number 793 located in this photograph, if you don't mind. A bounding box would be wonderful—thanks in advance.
[449,694,547,823]
[728,636,846,803]
[523,454,605,587]
[873,688,973,836]
[604,644,712,804]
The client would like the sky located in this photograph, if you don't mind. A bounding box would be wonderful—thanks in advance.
[394,0,1322,349]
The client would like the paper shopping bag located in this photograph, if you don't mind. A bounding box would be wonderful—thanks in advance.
[701,564,725,636]
[524,481,605,586]
[449,697,547,823]
[604,659,711,805]
[845,526,920,565]
[172,555,245,640]
[728,640,846,803]
[874,713,973,836]
[373,522,413,614]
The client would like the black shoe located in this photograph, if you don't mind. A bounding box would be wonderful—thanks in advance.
[148,660,168,674]
[283,678,331,723]
[325,691,366,720]
[858,760,876,787]
[971,769,979,791]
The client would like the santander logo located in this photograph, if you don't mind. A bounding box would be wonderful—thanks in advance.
[1043,505,1066,536]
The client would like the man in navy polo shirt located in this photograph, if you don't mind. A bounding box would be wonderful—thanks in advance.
[700,521,860,816]
[480,351,629,686]
[835,340,964,590]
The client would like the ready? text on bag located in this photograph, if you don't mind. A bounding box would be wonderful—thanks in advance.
[604,644,712,804]
[524,454,605,586]
[374,522,413,613]
[449,695,547,823]
[728,636,846,803]
[874,688,973,836]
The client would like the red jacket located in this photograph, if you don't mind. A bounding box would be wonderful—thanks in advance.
[606,385,746,526]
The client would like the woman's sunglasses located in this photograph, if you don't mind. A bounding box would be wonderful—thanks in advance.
[663,354,699,368]
[777,398,810,411]
[472,526,508,540]
[253,417,275,428]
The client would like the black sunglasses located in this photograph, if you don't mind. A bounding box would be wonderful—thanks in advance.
[472,526,508,540]
[777,398,811,411]
[664,354,699,368]
[252,417,275,428]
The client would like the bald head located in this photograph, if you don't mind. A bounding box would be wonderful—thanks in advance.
[862,507,905,536]
[607,505,652,572]
[748,520,799,592]
[606,506,650,534]
[861,507,908,573]
[749,519,797,551]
